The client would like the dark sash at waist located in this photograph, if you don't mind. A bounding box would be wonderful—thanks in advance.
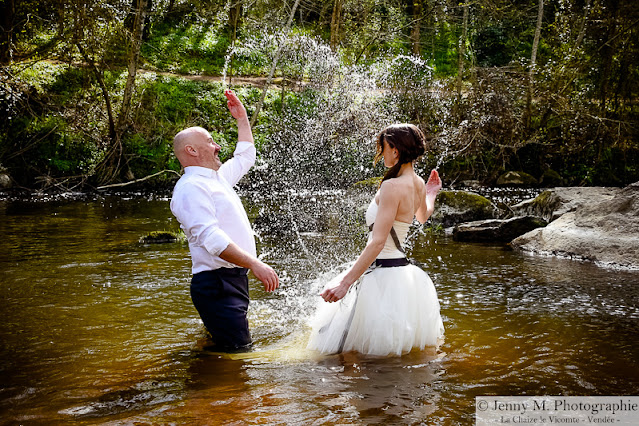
[374,258,409,268]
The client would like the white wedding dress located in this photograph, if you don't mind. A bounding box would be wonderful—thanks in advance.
[307,196,444,356]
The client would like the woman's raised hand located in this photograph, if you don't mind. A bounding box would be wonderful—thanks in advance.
[426,169,442,200]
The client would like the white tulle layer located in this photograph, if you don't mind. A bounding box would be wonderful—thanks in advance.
[307,264,444,356]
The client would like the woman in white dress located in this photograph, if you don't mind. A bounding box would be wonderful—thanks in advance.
[307,123,444,356]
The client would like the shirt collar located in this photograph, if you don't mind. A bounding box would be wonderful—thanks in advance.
[184,166,218,178]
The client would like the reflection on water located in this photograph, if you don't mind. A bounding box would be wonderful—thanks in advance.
[0,192,638,424]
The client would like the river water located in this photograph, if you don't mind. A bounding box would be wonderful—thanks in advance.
[1,190,638,425]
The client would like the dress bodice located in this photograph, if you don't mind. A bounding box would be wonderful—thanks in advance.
[365,196,411,259]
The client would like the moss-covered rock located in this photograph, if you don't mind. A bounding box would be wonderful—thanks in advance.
[496,171,538,186]
[0,173,11,189]
[139,230,185,244]
[352,176,383,188]
[512,181,639,269]
[511,187,620,222]
[539,169,564,187]
[431,190,497,227]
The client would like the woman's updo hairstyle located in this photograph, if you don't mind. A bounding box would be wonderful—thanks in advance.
[373,123,426,183]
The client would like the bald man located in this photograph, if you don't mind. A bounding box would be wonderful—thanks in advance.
[170,90,279,351]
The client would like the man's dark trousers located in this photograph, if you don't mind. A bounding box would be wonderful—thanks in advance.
[190,267,251,350]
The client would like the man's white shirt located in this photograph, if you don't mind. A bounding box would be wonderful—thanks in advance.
[170,142,256,274]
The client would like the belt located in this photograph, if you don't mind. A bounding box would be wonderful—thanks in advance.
[194,267,248,278]
[374,258,409,268]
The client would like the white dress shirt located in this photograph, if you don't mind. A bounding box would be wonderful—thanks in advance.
[170,142,257,274]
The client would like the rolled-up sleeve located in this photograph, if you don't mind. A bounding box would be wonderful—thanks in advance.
[171,182,231,256]
[219,142,256,187]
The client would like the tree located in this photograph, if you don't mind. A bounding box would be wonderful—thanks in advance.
[524,0,543,128]
[457,2,469,97]
[102,0,149,183]
[0,0,15,63]
[407,0,423,55]
[330,0,342,51]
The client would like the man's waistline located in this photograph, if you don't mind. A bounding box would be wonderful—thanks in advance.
[194,267,249,278]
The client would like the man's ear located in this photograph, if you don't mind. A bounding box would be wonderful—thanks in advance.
[186,145,197,156]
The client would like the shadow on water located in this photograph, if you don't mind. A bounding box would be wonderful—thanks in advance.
[0,192,638,424]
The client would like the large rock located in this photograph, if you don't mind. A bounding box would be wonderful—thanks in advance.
[0,173,11,189]
[453,216,547,243]
[432,190,497,227]
[511,182,639,269]
[539,169,565,187]
[511,187,621,222]
[496,171,538,186]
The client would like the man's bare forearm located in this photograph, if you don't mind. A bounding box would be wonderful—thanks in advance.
[237,116,254,144]
[219,242,258,269]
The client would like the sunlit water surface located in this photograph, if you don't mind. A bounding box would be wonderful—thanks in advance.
[1,191,638,425]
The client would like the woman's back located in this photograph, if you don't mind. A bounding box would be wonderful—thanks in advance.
[376,171,426,224]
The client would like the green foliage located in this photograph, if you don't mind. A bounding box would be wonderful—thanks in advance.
[45,67,91,105]
[474,25,515,67]
[2,0,639,190]
[424,223,444,235]
[18,116,97,178]
[142,22,232,75]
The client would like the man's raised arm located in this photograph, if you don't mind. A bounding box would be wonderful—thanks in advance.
[224,90,253,144]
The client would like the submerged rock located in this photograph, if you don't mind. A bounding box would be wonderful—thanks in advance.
[453,216,547,243]
[432,190,497,227]
[139,231,183,244]
[511,181,639,269]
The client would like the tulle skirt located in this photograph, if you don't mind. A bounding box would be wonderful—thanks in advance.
[307,264,444,356]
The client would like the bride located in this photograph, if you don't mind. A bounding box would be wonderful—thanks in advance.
[307,123,444,356]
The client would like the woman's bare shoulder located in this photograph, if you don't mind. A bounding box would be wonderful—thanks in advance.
[378,179,403,199]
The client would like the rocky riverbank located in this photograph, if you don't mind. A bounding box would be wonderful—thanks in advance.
[511,182,639,270]
[434,182,639,270]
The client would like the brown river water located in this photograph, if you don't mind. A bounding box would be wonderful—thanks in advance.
[1,190,638,425]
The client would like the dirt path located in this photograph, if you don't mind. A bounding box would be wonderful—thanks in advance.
[142,69,273,88]
[44,59,293,88]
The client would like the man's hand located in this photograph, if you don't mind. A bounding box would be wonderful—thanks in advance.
[224,89,253,143]
[224,89,248,121]
[251,260,279,292]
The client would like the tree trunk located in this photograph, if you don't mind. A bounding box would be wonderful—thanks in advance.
[229,0,242,42]
[96,0,148,183]
[456,3,468,97]
[574,0,592,51]
[250,0,301,127]
[330,0,342,51]
[598,2,620,118]
[525,0,544,129]
[0,0,15,63]
[75,43,116,140]
[410,0,423,55]
[116,0,147,139]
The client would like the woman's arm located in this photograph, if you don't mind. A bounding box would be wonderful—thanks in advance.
[320,181,401,302]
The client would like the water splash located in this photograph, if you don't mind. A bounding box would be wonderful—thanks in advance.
[222,34,451,280]
[221,45,235,90]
